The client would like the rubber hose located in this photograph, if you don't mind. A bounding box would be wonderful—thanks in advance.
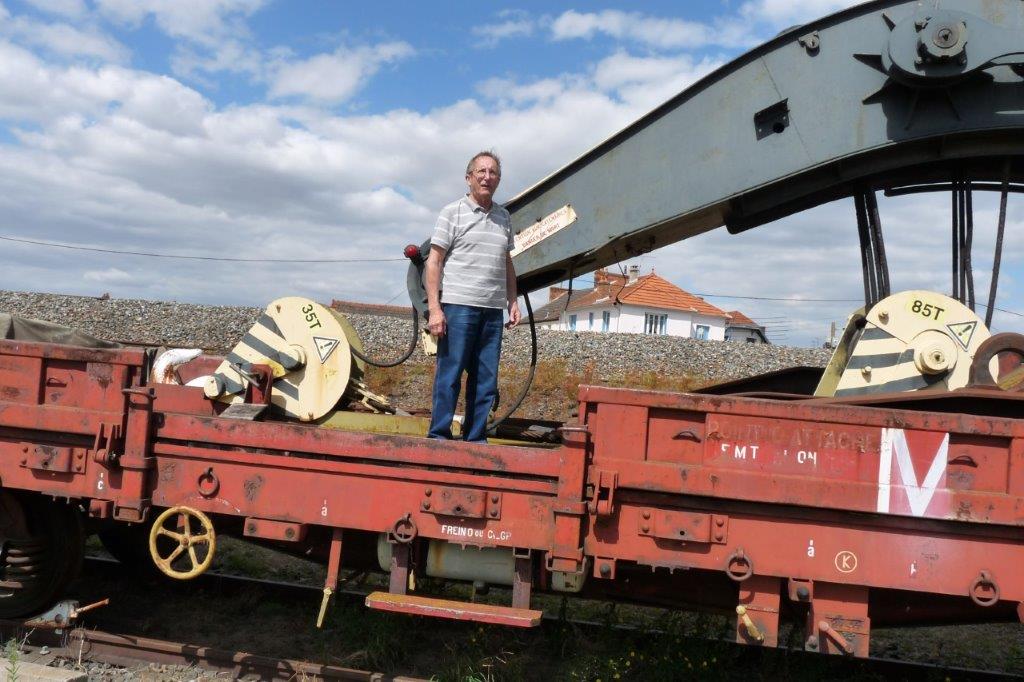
[350,308,421,368]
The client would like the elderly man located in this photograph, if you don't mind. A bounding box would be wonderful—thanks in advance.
[425,151,521,442]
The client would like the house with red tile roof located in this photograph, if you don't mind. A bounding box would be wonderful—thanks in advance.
[533,266,735,340]
[724,310,769,344]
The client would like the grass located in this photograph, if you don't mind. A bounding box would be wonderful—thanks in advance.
[3,637,21,682]
[365,358,703,423]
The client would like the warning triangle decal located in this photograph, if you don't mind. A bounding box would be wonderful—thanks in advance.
[313,336,340,363]
[946,321,977,350]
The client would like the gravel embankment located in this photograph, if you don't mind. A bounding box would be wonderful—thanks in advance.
[0,290,830,383]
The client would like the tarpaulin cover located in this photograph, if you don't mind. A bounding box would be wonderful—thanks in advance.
[0,313,121,348]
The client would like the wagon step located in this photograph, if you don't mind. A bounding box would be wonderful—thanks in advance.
[365,591,543,628]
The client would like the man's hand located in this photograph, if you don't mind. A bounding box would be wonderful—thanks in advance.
[506,300,521,329]
[427,306,447,336]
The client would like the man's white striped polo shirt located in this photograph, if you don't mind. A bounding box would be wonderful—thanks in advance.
[431,195,514,310]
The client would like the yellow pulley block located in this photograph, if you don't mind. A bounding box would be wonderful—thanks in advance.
[816,290,991,397]
[205,297,361,422]
[149,506,216,580]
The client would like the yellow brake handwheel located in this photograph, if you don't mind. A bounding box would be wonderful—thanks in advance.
[149,506,216,580]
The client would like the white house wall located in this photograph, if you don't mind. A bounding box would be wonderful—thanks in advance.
[539,302,727,339]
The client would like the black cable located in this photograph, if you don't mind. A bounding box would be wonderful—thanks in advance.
[958,183,966,305]
[966,183,976,310]
[0,235,404,263]
[951,180,960,302]
[349,308,420,368]
[865,190,890,298]
[986,162,1011,328]
[854,191,875,308]
[487,290,537,432]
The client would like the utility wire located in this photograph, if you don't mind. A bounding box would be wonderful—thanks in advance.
[0,235,406,263]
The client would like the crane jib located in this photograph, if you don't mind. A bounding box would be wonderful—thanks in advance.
[505,0,1024,292]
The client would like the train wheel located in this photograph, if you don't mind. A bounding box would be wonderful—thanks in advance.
[0,492,84,618]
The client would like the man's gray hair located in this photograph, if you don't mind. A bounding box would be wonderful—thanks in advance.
[466,150,501,176]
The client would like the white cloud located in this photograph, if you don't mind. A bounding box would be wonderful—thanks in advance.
[478,51,720,112]
[738,0,861,27]
[94,0,266,47]
[170,39,265,82]
[267,42,414,104]
[472,10,535,47]
[549,2,861,52]
[84,267,132,282]
[551,9,749,50]
[0,16,127,62]
[477,76,576,106]
[22,0,87,18]
[592,51,720,107]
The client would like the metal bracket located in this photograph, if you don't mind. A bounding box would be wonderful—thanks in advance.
[754,99,790,139]
[788,577,814,603]
[20,444,77,474]
[244,517,308,542]
[798,30,820,54]
[420,486,500,520]
[637,509,727,544]
[588,469,618,516]
[92,421,122,465]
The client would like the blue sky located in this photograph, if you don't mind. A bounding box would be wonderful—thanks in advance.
[0,0,1019,346]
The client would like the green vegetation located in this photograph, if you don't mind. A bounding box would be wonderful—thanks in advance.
[367,359,702,422]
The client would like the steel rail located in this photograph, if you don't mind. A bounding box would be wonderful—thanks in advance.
[76,556,1024,681]
[0,619,426,682]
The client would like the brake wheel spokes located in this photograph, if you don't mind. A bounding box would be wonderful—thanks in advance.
[148,506,217,580]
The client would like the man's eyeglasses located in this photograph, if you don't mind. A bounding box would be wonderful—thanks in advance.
[471,169,500,178]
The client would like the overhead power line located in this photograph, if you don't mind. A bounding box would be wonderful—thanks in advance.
[0,235,406,263]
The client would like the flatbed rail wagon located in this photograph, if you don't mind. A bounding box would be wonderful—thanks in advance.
[0,333,1021,656]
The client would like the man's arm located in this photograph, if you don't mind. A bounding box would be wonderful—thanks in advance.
[425,244,447,336]
[505,252,521,328]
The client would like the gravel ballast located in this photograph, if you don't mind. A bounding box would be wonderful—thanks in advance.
[0,290,830,384]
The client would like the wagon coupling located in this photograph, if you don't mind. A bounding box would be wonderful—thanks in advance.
[148,506,216,580]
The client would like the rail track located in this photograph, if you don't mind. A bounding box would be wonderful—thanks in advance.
[0,623,427,681]
[62,556,1022,681]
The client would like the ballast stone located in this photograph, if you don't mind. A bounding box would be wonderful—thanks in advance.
[0,290,829,384]
[0,658,87,682]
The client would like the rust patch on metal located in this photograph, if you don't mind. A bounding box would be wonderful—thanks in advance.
[243,475,265,502]
[88,363,114,389]
[1,387,19,400]
[159,462,178,483]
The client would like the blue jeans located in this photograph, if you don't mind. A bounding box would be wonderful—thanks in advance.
[428,303,503,442]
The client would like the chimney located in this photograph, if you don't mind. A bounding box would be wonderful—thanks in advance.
[628,265,640,283]
[593,268,609,285]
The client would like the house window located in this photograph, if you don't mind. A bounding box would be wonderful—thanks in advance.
[602,311,610,332]
[569,314,577,331]
[588,312,594,330]
[644,313,667,335]
[693,324,709,340]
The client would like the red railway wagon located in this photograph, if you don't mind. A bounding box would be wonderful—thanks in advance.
[0,335,1021,657]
